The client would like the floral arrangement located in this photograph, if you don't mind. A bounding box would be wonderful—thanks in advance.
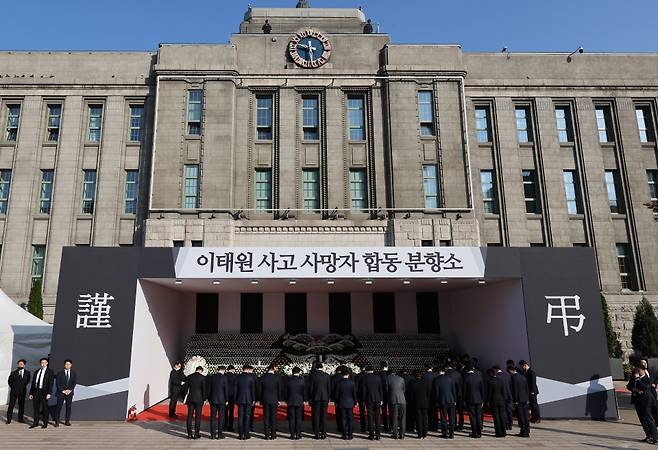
[184,355,209,376]
[280,333,357,355]
[277,355,362,376]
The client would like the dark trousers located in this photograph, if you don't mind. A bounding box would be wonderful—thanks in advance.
[311,401,327,436]
[516,402,530,436]
[7,390,26,422]
[438,403,455,437]
[263,403,278,437]
[491,404,507,437]
[381,401,390,431]
[529,393,541,421]
[237,404,252,438]
[428,404,438,431]
[467,403,483,436]
[224,399,235,430]
[456,396,464,429]
[366,402,381,437]
[358,401,367,431]
[169,386,181,416]
[186,402,202,437]
[407,402,416,432]
[210,403,226,437]
[390,403,406,437]
[340,408,353,437]
[336,406,342,433]
[31,389,49,427]
[415,408,428,437]
[288,405,302,437]
[505,400,514,429]
[55,394,73,423]
[636,403,658,440]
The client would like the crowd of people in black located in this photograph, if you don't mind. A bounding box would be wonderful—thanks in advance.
[168,356,541,441]
[627,360,658,445]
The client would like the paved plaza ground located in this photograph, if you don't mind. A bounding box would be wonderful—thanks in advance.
[1,384,649,449]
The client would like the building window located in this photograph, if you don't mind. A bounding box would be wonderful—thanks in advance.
[555,105,574,143]
[173,240,184,248]
[87,105,103,142]
[39,170,54,214]
[616,243,636,290]
[349,169,368,211]
[421,240,434,247]
[31,245,46,285]
[0,170,11,214]
[418,91,435,136]
[302,169,320,211]
[46,104,61,142]
[480,170,497,214]
[256,95,273,140]
[595,106,613,143]
[183,164,200,209]
[81,170,97,214]
[348,96,365,141]
[515,106,532,143]
[191,240,203,247]
[563,170,582,215]
[5,105,20,141]
[522,169,540,214]
[129,105,145,141]
[124,170,139,214]
[605,170,624,214]
[255,168,272,211]
[187,90,202,136]
[636,105,656,143]
[302,96,319,140]
[423,164,439,208]
[648,170,658,202]
[474,106,491,143]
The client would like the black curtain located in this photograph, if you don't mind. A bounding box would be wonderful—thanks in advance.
[285,293,307,334]
[372,292,396,333]
[240,293,263,333]
[196,293,219,333]
[416,292,440,333]
[329,292,351,334]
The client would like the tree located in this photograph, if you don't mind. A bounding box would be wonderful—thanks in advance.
[601,294,622,358]
[27,279,43,320]
[631,297,658,358]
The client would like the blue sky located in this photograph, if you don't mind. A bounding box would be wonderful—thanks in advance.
[4,0,657,53]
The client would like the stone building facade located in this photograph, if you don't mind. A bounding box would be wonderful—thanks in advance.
[0,5,656,355]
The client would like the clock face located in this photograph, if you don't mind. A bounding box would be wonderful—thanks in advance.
[289,29,332,69]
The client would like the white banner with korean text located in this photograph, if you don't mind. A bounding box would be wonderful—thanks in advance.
[174,247,485,279]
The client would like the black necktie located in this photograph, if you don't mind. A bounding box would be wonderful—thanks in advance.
[66,371,70,384]
[37,370,43,388]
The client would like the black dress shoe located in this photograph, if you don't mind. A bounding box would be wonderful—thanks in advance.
[5,420,10,425]
[53,422,59,427]
[41,425,47,429]
[64,422,71,426]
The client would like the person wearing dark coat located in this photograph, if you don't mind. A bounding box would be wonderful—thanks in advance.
[286,367,305,440]
[401,369,416,432]
[628,365,658,444]
[6,359,30,424]
[335,371,357,440]
[463,365,485,438]
[433,368,457,439]
[509,365,530,437]
[422,364,440,432]
[362,366,384,440]
[208,366,229,439]
[408,370,431,439]
[224,365,237,432]
[386,371,407,439]
[309,363,331,439]
[355,369,367,432]
[54,360,77,427]
[495,365,514,430]
[29,357,54,429]
[487,368,509,438]
[168,361,185,418]
[185,367,206,439]
[520,360,541,423]
[259,366,282,439]
[235,365,257,440]
[332,366,345,435]
[378,361,392,432]
[445,362,464,431]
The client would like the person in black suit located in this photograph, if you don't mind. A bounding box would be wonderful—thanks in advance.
[309,362,331,439]
[487,367,509,438]
[286,366,305,440]
[386,370,407,439]
[29,357,54,429]
[362,365,383,440]
[628,364,658,444]
[493,365,513,431]
[463,363,485,438]
[208,365,228,439]
[6,359,30,424]
[335,370,356,440]
[332,366,344,435]
[401,369,415,433]
[224,365,236,432]
[408,370,431,439]
[509,365,530,437]
[235,364,256,440]
[355,367,367,432]
[378,361,391,432]
[54,359,77,427]
[168,361,185,419]
[434,367,457,439]
[445,361,464,432]
[185,366,206,439]
[422,363,439,432]
[259,365,282,440]
[520,360,541,423]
